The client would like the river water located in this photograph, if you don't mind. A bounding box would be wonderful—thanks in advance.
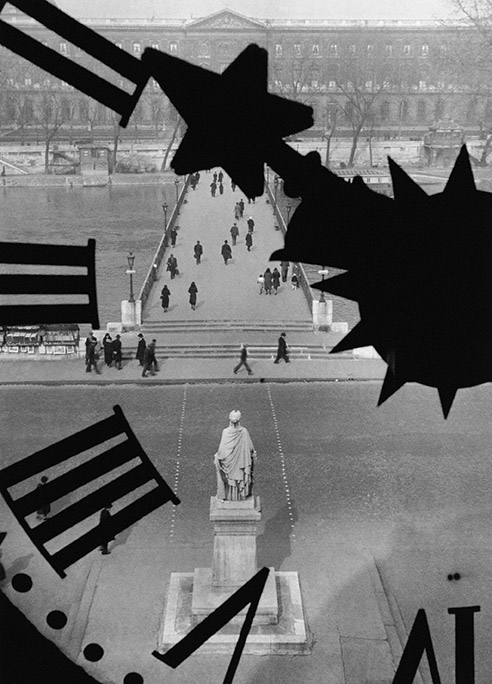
[0,183,177,327]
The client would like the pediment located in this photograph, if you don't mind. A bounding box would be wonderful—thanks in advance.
[187,9,266,30]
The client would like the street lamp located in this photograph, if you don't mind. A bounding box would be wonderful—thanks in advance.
[162,202,168,231]
[126,251,136,303]
[286,202,292,225]
[174,178,180,203]
[274,176,279,207]
[317,267,329,303]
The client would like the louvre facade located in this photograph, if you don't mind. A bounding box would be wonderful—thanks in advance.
[0,6,488,138]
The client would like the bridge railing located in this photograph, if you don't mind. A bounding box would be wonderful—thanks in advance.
[264,177,314,313]
[138,174,191,313]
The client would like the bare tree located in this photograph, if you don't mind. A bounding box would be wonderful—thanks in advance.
[144,84,168,140]
[271,55,318,102]
[36,90,65,173]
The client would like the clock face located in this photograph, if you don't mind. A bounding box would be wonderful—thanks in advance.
[2,3,492,684]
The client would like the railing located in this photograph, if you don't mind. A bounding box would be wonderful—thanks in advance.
[138,175,190,312]
[265,178,314,313]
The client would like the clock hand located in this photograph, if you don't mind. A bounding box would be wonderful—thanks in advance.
[0,0,149,126]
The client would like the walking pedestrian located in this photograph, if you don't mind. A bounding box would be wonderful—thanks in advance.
[102,333,113,366]
[166,254,178,279]
[190,174,197,190]
[194,240,203,265]
[246,216,255,233]
[238,198,245,217]
[281,260,289,282]
[98,503,113,555]
[170,226,178,247]
[218,170,224,184]
[257,273,265,294]
[160,284,171,312]
[111,334,122,370]
[210,181,217,197]
[234,202,241,220]
[188,281,198,310]
[213,171,218,183]
[142,339,158,377]
[219,182,224,195]
[264,268,273,295]
[85,331,93,363]
[230,222,239,246]
[247,196,256,204]
[245,231,253,252]
[274,332,290,364]
[291,273,299,289]
[272,267,281,294]
[36,475,50,521]
[233,343,253,376]
[136,333,146,366]
[231,179,236,192]
[85,335,101,374]
[221,240,232,265]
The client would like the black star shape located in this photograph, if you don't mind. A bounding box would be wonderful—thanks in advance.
[306,146,492,418]
[141,44,313,198]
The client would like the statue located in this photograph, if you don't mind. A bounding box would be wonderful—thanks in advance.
[214,410,257,502]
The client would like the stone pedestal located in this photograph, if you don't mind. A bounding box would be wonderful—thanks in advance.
[191,496,278,625]
[121,299,141,329]
[312,298,333,331]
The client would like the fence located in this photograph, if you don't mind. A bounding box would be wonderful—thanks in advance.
[265,179,314,313]
[138,175,190,312]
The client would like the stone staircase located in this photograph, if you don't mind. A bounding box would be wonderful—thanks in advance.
[138,319,352,360]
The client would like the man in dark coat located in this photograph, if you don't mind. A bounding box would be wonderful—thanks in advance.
[210,181,217,197]
[136,333,146,366]
[111,334,122,370]
[98,504,114,555]
[170,227,178,247]
[86,336,101,374]
[85,331,93,362]
[221,240,232,265]
[230,223,239,246]
[142,339,158,377]
[166,254,178,279]
[218,170,224,183]
[233,343,253,376]
[274,332,290,364]
[246,216,255,233]
[238,198,245,217]
[194,240,203,264]
[245,231,253,252]
[281,261,290,282]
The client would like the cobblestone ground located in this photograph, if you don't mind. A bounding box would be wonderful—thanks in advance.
[1,382,492,683]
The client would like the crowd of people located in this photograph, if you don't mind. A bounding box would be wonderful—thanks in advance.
[84,331,160,377]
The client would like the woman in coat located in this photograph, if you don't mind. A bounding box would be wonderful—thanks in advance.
[263,268,273,295]
[272,267,281,294]
[188,281,198,311]
[102,333,113,366]
[160,285,171,312]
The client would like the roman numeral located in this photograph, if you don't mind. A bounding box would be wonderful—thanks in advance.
[0,239,99,327]
[0,0,149,126]
[0,405,180,578]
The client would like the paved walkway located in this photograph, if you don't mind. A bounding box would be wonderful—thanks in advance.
[144,170,312,324]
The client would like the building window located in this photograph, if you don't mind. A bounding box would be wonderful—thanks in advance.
[380,100,390,121]
[439,45,447,56]
[417,99,426,122]
[367,44,374,55]
[310,68,319,88]
[312,44,319,55]
[385,44,393,56]
[151,42,159,50]
[403,44,411,56]
[348,44,356,55]
[399,100,409,121]
[275,44,283,57]
[152,78,160,89]
[59,42,67,54]
[43,78,51,87]
[200,42,210,56]
[133,42,141,54]
[294,43,301,56]
[365,80,373,90]
[435,99,445,119]
[328,80,336,89]
[421,44,429,56]
[170,42,178,53]
[329,44,338,56]
[61,80,69,87]
[115,42,123,50]
[24,77,31,87]
[419,80,427,90]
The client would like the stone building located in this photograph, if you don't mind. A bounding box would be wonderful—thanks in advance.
[0,5,489,137]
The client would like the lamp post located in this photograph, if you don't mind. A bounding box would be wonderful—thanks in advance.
[162,202,168,231]
[286,202,292,225]
[174,178,180,203]
[126,252,136,303]
[317,267,329,303]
